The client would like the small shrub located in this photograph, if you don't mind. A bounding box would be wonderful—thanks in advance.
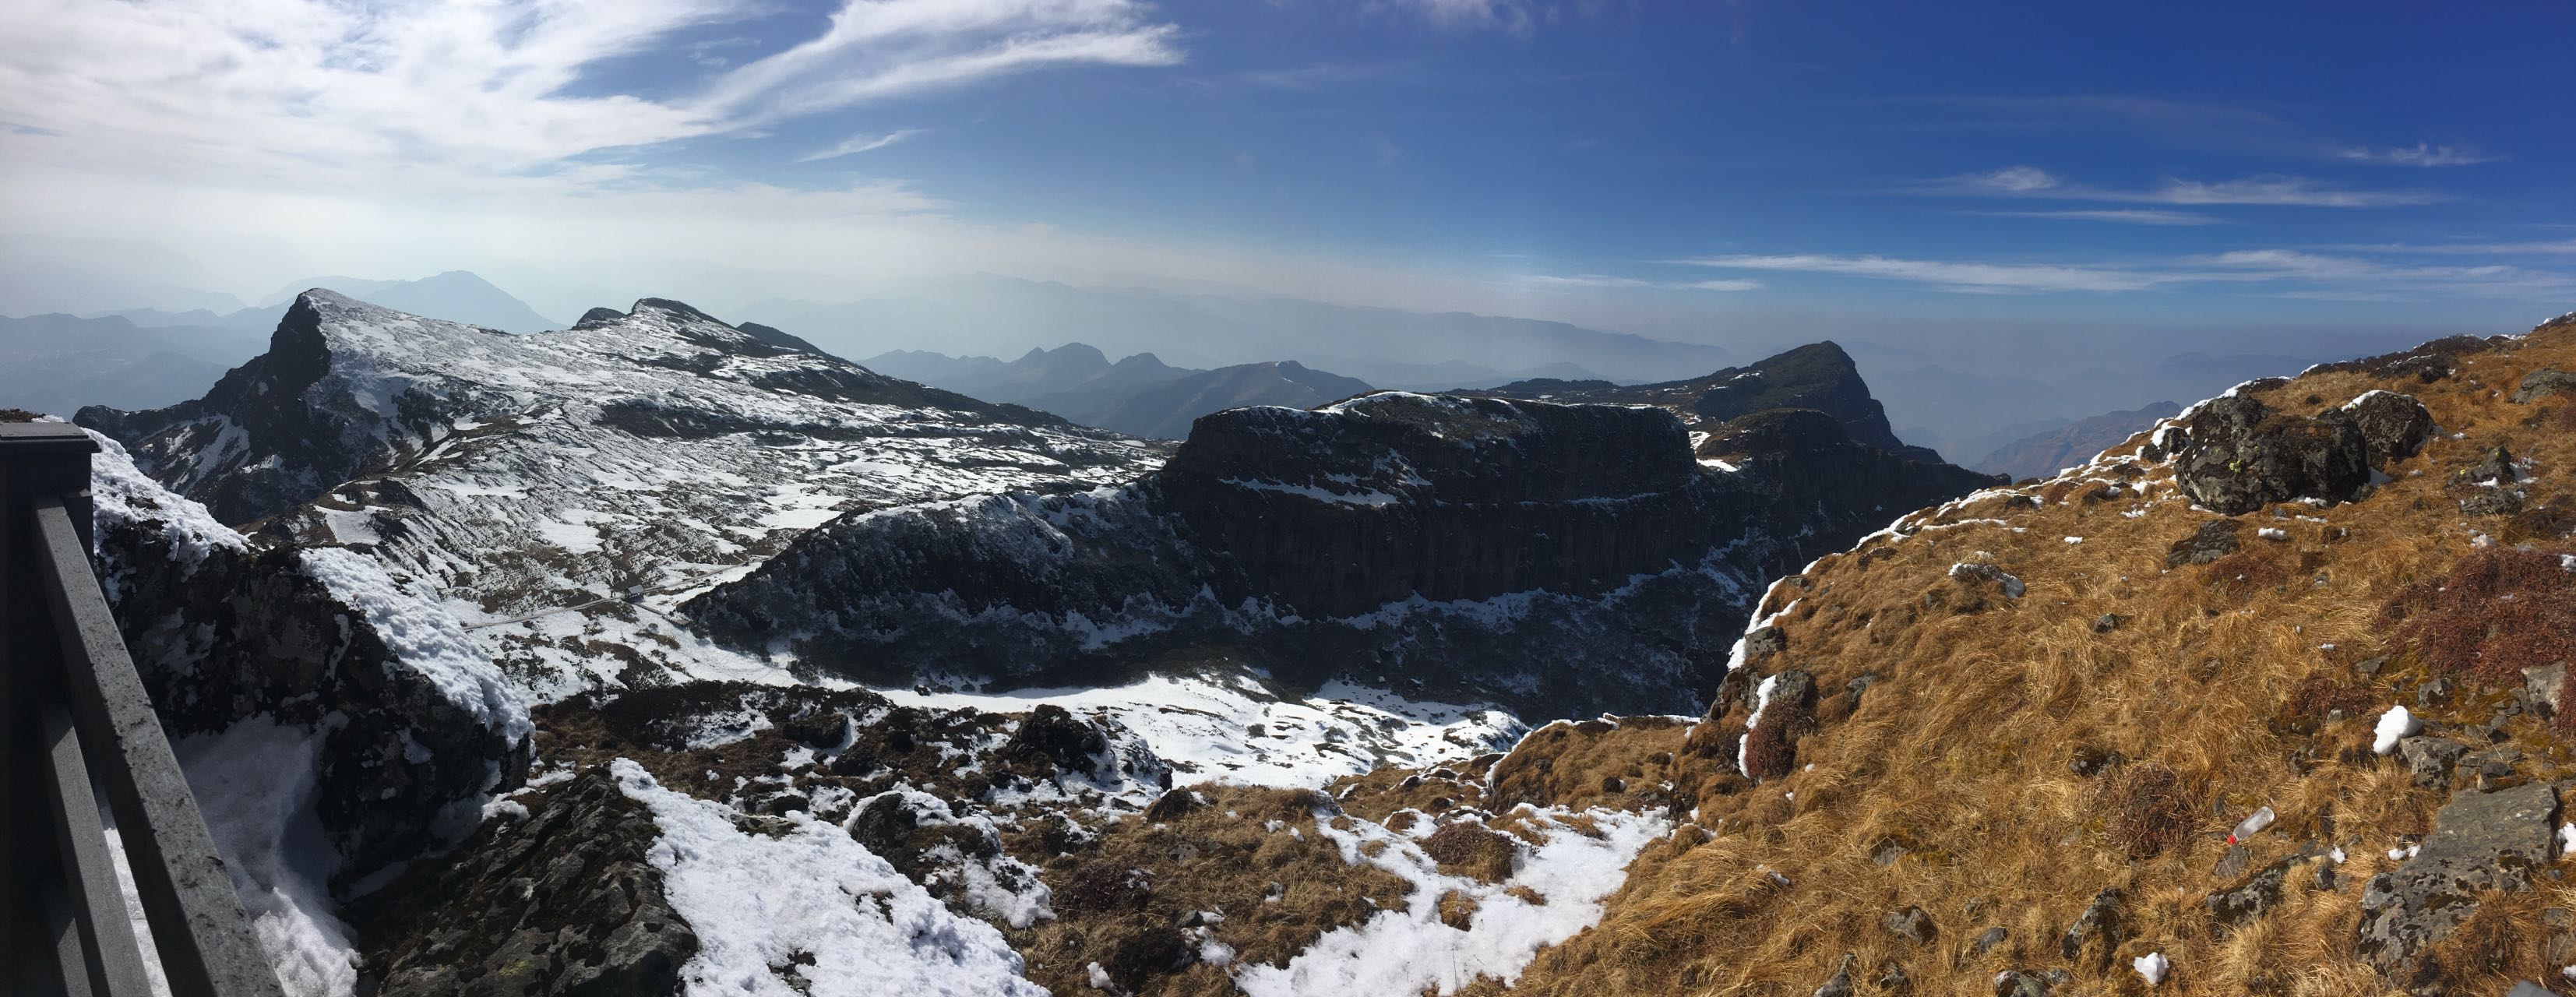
[1741,699,1816,783]
[2102,763,2198,860]
[1420,822,1518,882]
[1056,859,1151,913]
[2377,548,2576,686]
[2202,550,2289,601]
[2281,676,2376,734]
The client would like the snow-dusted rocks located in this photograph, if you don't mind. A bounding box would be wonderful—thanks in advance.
[81,291,1161,696]
[686,387,1999,717]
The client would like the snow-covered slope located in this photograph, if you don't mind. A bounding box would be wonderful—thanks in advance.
[82,291,1165,699]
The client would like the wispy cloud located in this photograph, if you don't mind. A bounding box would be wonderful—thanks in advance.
[2336,143,2500,167]
[1390,0,1537,33]
[1675,249,2573,298]
[1930,167,2444,208]
[795,129,922,164]
[1973,209,2222,226]
[1517,273,1763,292]
[2333,238,2576,255]
[0,0,1183,189]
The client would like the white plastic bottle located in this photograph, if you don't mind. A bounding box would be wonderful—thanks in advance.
[2226,805,2275,845]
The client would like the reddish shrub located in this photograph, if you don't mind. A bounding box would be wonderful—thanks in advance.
[2281,676,2376,734]
[2202,550,2289,601]
[2102,763,2198,860]
[2377,548,2576,688]
[1741,699,1816,783]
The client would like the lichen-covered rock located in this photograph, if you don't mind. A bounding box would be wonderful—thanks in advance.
[2511,367,2576,403]
[2060,887,2125,970]
[351,768,696,997]
[2170,395,2370,515]
[2206,856,2299,933]
[2165,520,2243,567]
[2398,737,2468,787]
[2356,783,2561,985]
[2340,391,2437,468]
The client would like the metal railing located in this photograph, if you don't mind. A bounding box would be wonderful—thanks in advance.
[2,422,284,996]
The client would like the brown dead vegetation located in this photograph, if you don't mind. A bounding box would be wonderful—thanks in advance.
[1480,319,2576,997]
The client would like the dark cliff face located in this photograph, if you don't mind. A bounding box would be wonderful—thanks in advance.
[683,383,2001,717]
[1461,340,1935,460]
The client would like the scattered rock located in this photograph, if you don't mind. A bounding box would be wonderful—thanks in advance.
[2512,368,2576,403]
[2528,663,2569,719]
[1971,926,2009,956]
[1948,562,2025,600]
[1743,625,1788,660]
[2207,856,2299,933]
[2397,737,2467,788]
[1143,787,1202,823]
[1884,905,1936,944]
[2342,392,2438,468]
[2462,488,2528,516]
[2171,395,2371,515]
[2457,445,2522,485]
[2068,745,2123,777]
[1003,704,1110,778]
[1992,969,2070,997]
[2060,888,2125,970]
[2356,784,2563,985]
[2091,613,2121,633]
[1876,962,1912,995]
[1813,953,1856,997]
[2166,520,2244,567]
[2414,678,2454,710]
[2504,983,2556,997]
[2355,654,2390,678]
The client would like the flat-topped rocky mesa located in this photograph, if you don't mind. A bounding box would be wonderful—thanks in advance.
[684,352,2000,717]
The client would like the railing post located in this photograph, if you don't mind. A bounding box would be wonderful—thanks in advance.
[2,421,102,994]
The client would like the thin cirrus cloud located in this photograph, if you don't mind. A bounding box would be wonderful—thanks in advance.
[2335,143,2500,167]
[1674,249,2574,298]
[1972,209,2222,226]
[795,129,924,164]
[1517,273,1763,292]
[1932,167,2446,208]
[0,0,1183,188]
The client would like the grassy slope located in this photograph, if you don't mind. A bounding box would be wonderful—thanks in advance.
[1440,317,2576,996]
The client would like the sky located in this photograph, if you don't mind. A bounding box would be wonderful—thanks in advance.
[2,0,2571,361]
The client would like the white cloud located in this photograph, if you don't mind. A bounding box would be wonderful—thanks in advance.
[1963,166,2063,192]
[2336,143,2500,167]
[0,0,1182,190]
[795,129,924,164]
[1925,169,2443,208]
[1391,0,1537,33]
[1676,250,2573,298]
[1515,274,1764,293]
[1975,209,2221,226]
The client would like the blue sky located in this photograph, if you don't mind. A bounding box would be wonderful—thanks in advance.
[2,0,2570,352]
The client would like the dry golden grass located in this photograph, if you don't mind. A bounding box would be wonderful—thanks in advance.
[1484,321,2576,997]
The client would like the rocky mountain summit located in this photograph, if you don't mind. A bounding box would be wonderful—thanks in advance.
[682,352,1999,716]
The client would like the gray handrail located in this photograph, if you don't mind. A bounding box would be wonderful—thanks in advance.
[2,421,284,997]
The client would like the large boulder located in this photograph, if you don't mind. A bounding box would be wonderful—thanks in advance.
[2339,391,2437,469]
[2511,368,2576,404]
[2356,783,2561,986]
[2169,395,2370,515]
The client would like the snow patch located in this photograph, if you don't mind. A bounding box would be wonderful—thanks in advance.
[298,548,532,743]
[175,719,357,997]
[612,759,1045,997]
[1236,808,1668,996]
[2373,706,2421,756]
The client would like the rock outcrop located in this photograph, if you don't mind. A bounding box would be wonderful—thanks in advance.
[683,363,2000,717]
[2355,783,2561,986]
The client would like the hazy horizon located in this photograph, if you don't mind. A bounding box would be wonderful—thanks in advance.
[4,1,2571,440]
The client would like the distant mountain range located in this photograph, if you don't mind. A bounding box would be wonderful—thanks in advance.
[738,273,1716,389]
[2,270,565,417]
[865,343,1375,439]
[1966,400,2183,481]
